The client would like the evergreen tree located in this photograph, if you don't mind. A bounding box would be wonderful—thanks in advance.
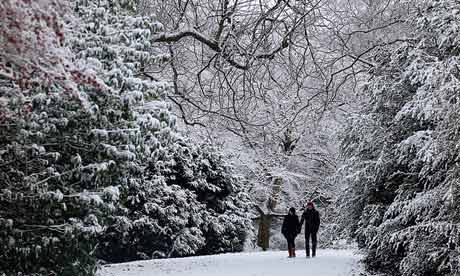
[340,1,460,275]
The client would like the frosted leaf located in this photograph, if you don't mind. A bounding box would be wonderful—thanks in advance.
[103,186,120,201]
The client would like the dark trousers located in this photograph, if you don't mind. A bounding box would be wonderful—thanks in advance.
[286,237,295,250]
[305,231,317,256]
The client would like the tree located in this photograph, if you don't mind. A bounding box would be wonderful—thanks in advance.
[145,0,410,231]
[340,1,460,275]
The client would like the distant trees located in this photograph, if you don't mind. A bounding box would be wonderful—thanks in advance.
[137,0,412,252]
[339,0,460,275]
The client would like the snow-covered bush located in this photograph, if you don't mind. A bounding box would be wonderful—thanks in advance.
[340,1,460,275]
[0,0,249,275]
[98,143,252,262]
[1,1,252,274]
[0,85,134,275]
[70,0,251,263]
[0,0,114,275]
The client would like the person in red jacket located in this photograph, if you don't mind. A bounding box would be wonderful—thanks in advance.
[299,201,320,258]
[281,207,300,257]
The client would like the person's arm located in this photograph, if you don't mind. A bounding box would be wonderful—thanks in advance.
[281,216,287,235]
[295,216,301,234]
[298,212,304,233]
[315,211,320,231]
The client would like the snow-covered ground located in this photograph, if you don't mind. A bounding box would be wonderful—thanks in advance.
[98,249,362,276]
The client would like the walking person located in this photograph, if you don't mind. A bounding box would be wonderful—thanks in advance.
[299,201,320,258]
[281,207,300,258]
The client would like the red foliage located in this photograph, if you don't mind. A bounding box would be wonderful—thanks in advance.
[0,0,108,95]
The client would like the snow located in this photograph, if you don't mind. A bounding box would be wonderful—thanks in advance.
[103,186,120,201]
[98,249,362,276]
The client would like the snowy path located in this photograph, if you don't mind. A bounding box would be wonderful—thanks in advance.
[98,249,362,276]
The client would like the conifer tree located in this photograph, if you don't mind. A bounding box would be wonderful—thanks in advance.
[340,1,460,275]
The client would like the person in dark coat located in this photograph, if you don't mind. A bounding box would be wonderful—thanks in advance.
[299,201,320,258]
[281,207,300,258]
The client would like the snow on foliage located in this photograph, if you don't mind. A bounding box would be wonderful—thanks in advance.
[339,1,460,275]
[0,0,108,104]
[0,1,251,275]
[98,143,251,263]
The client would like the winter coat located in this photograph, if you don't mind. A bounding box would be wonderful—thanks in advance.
[299,209,320,233]
[281,214,300,240]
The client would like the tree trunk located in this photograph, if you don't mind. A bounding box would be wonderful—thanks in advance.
[256,214,272,251]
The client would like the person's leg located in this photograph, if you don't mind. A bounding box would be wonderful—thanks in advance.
[312,231,318,257]
[305,232,311,257]
[288,238,295,257]
[286,238,292,257]
[291,237,296,257]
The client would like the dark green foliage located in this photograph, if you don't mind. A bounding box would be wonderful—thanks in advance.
[97,143,251,262]
[0,91,122,275]
[340,1,460,275]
